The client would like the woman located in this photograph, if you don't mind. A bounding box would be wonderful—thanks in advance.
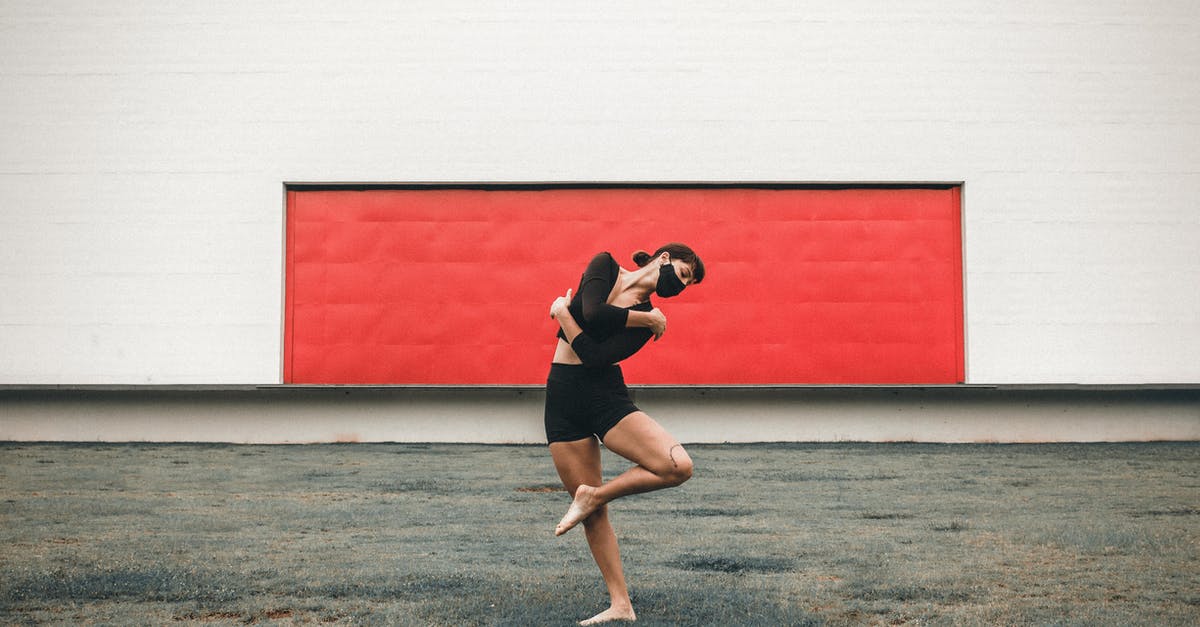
[545,243,705,625]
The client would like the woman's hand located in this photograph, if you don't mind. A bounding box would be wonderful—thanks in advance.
[647,307,667,341]
[549,289,572,319]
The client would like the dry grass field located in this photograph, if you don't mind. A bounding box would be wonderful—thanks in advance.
[2,441,1197,625]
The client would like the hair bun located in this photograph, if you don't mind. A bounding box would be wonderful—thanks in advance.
[632,250,652,267]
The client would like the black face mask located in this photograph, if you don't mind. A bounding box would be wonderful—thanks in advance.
[655,262,686,298]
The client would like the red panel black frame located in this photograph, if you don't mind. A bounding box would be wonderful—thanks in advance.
[284,184,964,386]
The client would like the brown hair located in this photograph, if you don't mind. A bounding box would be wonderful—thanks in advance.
[632,243,705,284]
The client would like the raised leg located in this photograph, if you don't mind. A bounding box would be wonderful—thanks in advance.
[554,411,693,536]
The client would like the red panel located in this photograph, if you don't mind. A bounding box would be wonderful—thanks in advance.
[284,187,964,385]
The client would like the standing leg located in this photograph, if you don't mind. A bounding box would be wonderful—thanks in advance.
[550,438,637,625]
[555,412,693,536]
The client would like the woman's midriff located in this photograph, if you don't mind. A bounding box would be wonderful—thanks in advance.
[552,337,583,365]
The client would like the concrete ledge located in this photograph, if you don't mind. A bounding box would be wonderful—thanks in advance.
[1,386,1197,444]
[2,384,1197,392]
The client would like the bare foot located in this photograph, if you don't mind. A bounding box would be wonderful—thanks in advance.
[579,605,636,625]
[555,484,601,536]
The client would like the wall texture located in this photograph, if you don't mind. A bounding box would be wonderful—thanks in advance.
[1,1,1198,385]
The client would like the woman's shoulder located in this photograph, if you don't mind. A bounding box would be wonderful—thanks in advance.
[585,251,620,275]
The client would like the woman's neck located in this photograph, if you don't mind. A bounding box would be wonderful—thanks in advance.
[613,265,655,306]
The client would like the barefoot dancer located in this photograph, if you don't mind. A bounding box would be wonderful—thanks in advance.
[545,243,705,625]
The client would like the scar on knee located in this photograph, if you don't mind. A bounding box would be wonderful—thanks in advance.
[668,444,683,468]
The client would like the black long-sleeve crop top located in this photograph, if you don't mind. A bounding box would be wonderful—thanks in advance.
[555,252,654,367]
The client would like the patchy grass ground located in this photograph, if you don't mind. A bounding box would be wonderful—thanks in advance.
[1,442,1197,625]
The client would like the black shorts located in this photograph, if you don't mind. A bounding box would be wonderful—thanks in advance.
[544,363,640,444]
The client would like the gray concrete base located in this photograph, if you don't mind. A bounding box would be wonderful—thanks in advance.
[1,387,1197,443]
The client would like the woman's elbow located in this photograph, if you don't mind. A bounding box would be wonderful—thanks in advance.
[579,304,603,324]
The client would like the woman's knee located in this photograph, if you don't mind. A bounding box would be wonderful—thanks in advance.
[663,445,693,486]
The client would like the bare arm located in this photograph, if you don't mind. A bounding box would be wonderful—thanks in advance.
[626,309,667,340]
[550,289,585,343]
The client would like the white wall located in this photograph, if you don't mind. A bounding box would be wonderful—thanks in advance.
[1,1,1198,385]
[2,388,1198,444]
